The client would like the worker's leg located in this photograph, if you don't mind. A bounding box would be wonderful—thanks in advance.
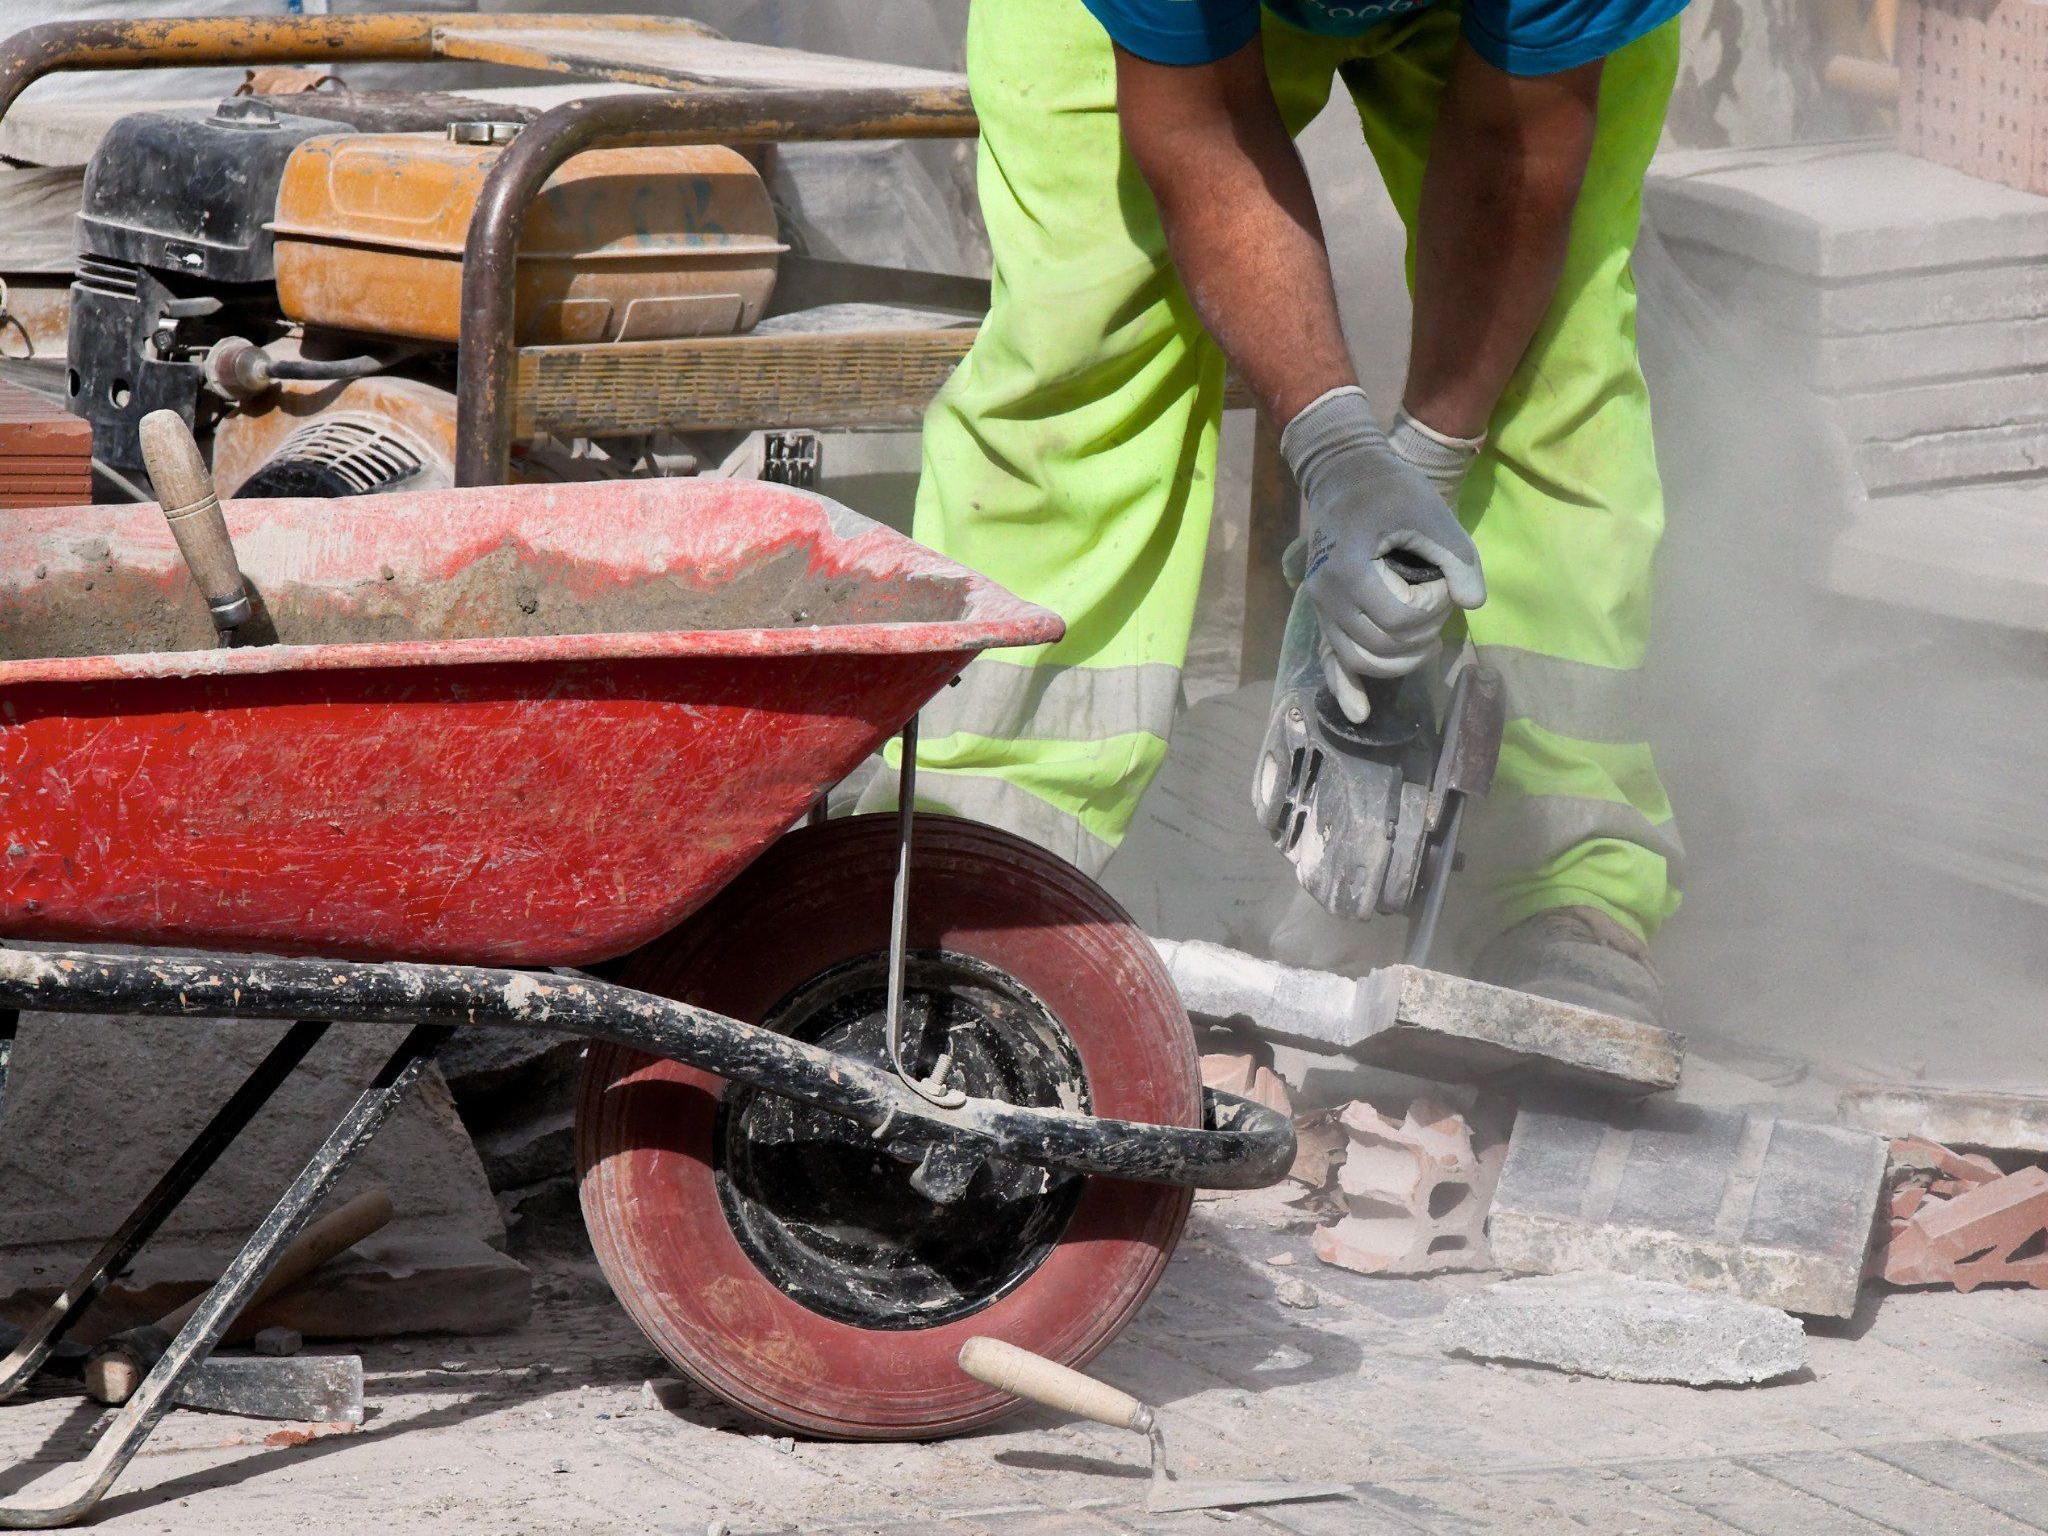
[864,0,1340,874]
[1342,16,1685,943]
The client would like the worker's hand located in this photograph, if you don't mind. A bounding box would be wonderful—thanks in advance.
[1281,387,1485,711]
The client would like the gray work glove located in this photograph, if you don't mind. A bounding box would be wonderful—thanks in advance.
[1281,387,1486,720]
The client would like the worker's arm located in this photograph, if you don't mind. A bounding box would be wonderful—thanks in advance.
[1403,47,1604,438]
[1112,38,1349,426]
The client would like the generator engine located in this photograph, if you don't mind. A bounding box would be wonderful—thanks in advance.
[67,97,786,492]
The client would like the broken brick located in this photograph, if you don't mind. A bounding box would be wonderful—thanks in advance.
[1312,1096,1506,1277]
[1199,1053,1292,1118]
[1287,1109,1347,1192]
[1882,1164,2048,1293]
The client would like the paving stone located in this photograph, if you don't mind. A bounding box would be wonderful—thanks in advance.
[1312,1097,1506,1277]
[1439,1272,1808,1386]
[1646,140,2048,279]
[1825,484,2048,635]
[1865,1437,2048,1527]
[1741,1447,2045,1535]
[1487,1097,1888,1318]
[1804,316,2048,392]
[1152,939,1683,1096]
[1669,239,2048,334]
[1856,421,2048,492]
[1842,1084,2048,1154]
[1832,374,2048,445]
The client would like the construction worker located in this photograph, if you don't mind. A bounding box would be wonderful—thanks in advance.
[866,0,1687,1023]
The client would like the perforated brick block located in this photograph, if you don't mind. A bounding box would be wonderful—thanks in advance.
[1899,0,2048,196]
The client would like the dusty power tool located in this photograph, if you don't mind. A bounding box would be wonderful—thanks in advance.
[1254,551,1505,966]
[65,95,784,493]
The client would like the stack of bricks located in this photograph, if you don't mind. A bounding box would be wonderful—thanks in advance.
[0,379,92,509]
[1647,142,2048,553]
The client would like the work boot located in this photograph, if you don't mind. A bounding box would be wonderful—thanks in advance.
[1472,906,1664,1026]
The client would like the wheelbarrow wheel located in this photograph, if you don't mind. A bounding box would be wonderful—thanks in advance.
[576,813,1199,1439]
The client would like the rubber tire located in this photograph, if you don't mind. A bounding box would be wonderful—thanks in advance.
[576,814,1199,1439]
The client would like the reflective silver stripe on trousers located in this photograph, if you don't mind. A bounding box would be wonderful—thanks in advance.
[917,658,1183,745]
[1465,793,1688,884]
[1475,645,1648,745]
[854,767,1117,877]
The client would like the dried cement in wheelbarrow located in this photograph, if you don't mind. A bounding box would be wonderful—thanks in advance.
[3,519,970,663]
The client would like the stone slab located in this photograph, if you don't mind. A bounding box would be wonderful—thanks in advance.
[1488,1097,1888,1318]
[1841,1084,2048,1153]
[1669,238,2048,335]
[1439,1271,1808,1385]
[1805,316,2048,393]
[0,1013,509,1313]
[1825,483,2048,634]
[1150,938,1684,1095]
[1833,373,2048,445]
[254,1234,532,1341]
[1855,421,2048,492]
[1647,140,2048,279]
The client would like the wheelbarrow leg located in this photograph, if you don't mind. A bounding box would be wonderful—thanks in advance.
[0,1022,449,1529]
[0,1021,330,1401]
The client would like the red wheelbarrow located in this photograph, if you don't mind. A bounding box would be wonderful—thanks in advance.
[0,476,1291,1526]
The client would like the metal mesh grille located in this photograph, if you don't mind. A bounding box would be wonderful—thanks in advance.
[268,413,426,495]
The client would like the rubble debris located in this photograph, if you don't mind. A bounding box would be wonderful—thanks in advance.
[1312,1097,1506,1277]
[1488,1097,1887,1318]
[1199,1053,1292,1117]
[1440,1272,1808,1386]
[251,1327,303,1358]
[1842,1085,2048,1156]
[1883,1164,2048,1292]
[1153,938,1683,1095]
[1287,1109,1347,1191]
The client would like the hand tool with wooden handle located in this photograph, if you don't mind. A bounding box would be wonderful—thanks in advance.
[85,1188,392,1406]
[138,408,253,641]
[957,1337,1349,1515]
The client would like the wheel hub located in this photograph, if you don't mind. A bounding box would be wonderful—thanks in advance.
[714,950,1088,1329]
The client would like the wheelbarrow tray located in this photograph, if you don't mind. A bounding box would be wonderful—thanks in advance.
[0,478,1061,964]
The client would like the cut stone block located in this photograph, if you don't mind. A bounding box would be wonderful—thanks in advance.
[1882,1165,2048,1292]
[1152,938,1683,1096]
[1804,317,2048,393]
[1825,484,2048,635]
[255,1235,533,1340]
[1842,1084,2048,1154]
[1313,1096,1506,1277]
[1669,239,2048,335]
[0,1014,516,1334]
[1646,141,2048,279]
[1833,374,2048,446]
[1488,1097,1888,1318]
[1440,1271,1808,1386]
[1856,421,2048,492]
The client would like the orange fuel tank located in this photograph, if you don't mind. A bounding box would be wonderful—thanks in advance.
[271,124,784,346]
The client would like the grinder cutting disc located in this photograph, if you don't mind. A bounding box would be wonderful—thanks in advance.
[577,814,1200,1439]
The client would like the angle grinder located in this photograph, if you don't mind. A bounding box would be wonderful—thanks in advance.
[1253,550,1504,966]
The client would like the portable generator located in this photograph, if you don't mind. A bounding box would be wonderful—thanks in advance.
[66,94,785,492]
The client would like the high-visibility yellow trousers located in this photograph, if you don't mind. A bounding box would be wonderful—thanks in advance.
[867,0,1685,942]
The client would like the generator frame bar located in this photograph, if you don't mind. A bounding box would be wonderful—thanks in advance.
[451,84,978,486]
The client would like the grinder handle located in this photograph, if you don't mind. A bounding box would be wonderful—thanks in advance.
[139,409,251,635]
[958,1338,1155,1435]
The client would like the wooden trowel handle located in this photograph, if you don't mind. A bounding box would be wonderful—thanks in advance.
[156,1187,394,1337]
[139,408,251,634]
[958,1338,1154,1435]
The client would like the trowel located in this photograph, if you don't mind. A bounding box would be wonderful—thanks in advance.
[957,1337,1350,1515]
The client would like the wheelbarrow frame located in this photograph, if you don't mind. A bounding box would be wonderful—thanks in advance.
[0,707,1290,1530]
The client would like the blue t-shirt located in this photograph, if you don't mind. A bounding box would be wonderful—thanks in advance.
[1084,0,1686,75]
